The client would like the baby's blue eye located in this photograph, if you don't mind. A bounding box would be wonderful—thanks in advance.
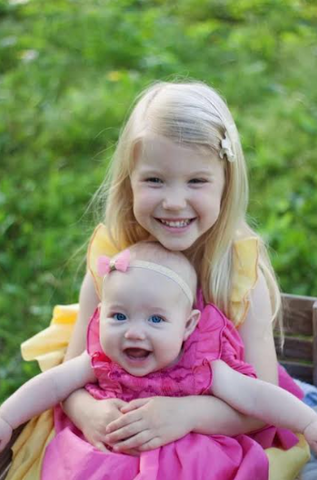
[113,313,127,321]
[149,315,164,324]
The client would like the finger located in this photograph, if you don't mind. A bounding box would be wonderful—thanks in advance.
[94,441,110,452]
[123,448,141,457]
[113,431,152,451]
[105,420,145,444]
[113,399,128,409]
[120,398,149,414]
[106,410,143,434]
[138,437,162,451]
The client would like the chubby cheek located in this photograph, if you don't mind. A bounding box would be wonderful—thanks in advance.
[197,192,221,224]
[159,337,183,365]
[133,188,159,221]
[99,325,114,357]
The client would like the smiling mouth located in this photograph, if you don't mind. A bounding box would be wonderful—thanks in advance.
[157,219,195,228]
[124,348,151,359]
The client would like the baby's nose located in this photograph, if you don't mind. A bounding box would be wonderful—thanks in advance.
[124,326,146,341]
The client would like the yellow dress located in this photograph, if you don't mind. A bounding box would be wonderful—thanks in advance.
[6,224,309,480]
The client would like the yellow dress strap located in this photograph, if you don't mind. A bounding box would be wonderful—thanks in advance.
[229,237,259,327]
[87,223,121,299]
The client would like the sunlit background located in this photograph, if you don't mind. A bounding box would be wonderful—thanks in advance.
[1,0,316,401]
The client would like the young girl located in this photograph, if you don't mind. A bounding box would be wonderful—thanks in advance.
[1,243,317,480]
[6,81,309,480]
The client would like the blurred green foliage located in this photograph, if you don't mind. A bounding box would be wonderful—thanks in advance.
[1,0,317,401]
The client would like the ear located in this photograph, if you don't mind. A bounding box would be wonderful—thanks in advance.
[183,309,201,341]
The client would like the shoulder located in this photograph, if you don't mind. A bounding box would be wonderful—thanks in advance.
[238,269,273,337]
[79,270,99,308]
[87,223,121,299]
[237,269,278,383]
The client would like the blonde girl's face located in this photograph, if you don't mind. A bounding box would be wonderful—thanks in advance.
[130,135,225,252]
[99,268,198,377]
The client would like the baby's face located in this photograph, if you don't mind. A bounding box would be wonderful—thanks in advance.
[99,268,197,377]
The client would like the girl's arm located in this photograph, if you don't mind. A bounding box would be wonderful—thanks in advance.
[61,271,128,452]
[211,359,317,451]
[65,271,99,360]
[238,270,279,385]
[0,352,95,451]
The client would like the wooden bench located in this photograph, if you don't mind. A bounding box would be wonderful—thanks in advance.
[276,293,317,386]
[0,293,317,479]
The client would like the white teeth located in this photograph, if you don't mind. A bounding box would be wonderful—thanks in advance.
[160,219,191,228]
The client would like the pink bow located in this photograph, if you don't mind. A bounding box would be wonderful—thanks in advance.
[97,249,131,276]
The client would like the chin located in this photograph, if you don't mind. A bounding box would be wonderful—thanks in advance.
[161,240,195,252]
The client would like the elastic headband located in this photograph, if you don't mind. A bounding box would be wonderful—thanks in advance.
[97,251,193,304]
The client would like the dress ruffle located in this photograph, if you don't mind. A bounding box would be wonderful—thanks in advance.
[43,302,273,480]
[20,304,78,371]
[86,300,257,402]
[10,226,310,480]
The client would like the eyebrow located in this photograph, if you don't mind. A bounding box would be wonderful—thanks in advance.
[136,167,215,177]
[190,170,215,177]
[104,303,127,311]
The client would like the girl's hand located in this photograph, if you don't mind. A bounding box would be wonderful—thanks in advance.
[80,398,128,451]
[104,397,194,452]
[0,417,12,453]
[304,418,317,454]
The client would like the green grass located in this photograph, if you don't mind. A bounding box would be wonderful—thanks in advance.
[1,0,317,401]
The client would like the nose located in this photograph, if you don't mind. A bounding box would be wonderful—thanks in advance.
[124,325,146,341]
[162,187,187,211]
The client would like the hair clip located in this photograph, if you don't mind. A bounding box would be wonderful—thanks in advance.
[219,132,235,162]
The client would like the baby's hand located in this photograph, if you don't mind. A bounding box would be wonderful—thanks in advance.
[0,417,12,453]
[304,418,317,454]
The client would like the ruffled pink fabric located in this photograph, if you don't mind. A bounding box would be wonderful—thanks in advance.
[41,293,301,480]
[85,298,257,402]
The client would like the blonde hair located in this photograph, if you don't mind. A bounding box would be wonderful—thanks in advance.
[99,80,282,331]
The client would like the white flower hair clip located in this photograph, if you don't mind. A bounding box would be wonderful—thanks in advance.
[219,132,235,162]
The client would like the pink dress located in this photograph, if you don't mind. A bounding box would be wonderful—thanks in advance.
[41,299,300,480]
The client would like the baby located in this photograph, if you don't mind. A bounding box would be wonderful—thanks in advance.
[1,242,317,479]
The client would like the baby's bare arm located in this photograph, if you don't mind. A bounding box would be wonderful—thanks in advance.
[0,353,95,451]
[211,359,317,447]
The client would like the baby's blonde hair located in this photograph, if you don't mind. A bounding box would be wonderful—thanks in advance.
[99,80,281,330]
[128,241,197,301]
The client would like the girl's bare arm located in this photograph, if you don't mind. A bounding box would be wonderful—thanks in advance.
[65,271,99,361]
[238,270,279,385]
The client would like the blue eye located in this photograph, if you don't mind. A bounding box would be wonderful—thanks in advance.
[113,313,127,321]
[149,315,164,324]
